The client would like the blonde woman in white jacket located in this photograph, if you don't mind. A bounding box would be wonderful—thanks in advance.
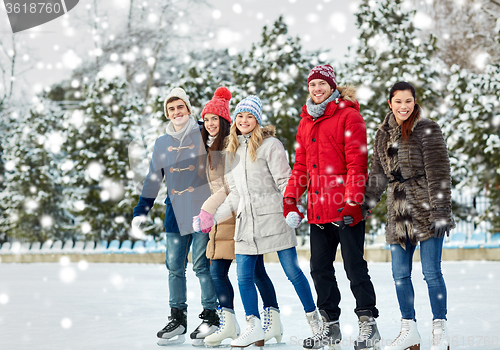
[212,96,321,348]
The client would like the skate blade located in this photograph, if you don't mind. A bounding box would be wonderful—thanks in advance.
[328,345,341,350]
[157,334,185,346]
[354,345,381,350]
[205,344,231,348]
[263,342,287,347]
[192,338,205,347]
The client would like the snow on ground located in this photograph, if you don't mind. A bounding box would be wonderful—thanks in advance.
[0,260,498,350]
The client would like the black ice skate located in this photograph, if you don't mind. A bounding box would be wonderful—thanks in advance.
[303,310,342,350]
[354,310,381,350]
[190,309,220,346]
[157,307,187,346]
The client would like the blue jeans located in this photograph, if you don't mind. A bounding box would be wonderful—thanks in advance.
[236,247,316,317]
[211,258,278,311]
[390,237,447,321]
[235,255,278,317]
[165,231,217,311]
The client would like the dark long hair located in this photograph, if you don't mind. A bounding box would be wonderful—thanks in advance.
[389,81,421,142]
[201,117,230,169]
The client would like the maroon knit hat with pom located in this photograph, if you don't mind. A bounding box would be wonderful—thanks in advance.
[201,87,232,123]
[307,64,337,90]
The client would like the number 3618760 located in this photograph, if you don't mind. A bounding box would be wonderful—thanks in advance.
[5,2,62,14]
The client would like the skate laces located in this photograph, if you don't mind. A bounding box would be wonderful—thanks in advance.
[393,319,411,343]
[358,317,374,340]
[261,308,270,331]
[214,308,224,334]
[307,311,322,335]
[432,319,445,345]
[239,316,256,339]
[309,318,332,342]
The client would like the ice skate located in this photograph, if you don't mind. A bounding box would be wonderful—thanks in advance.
[383,319,421,350]
[303,310,341,350]
[354,311,381,350]
[305,309,323,339]
[430,319,450,350]
[204,307,240,347]
[157,307,187,346]
[190,308,220,346]
[261,306,283,344]
[230,315,265,348]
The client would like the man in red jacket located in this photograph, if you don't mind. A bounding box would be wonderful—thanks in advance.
[283,65,380,350]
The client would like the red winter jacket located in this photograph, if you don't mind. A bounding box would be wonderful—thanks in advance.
[284,86,368,224]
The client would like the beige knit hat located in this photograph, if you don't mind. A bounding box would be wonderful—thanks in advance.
[164,87,192,117]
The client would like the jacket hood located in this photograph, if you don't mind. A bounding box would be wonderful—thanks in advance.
[261,125,276,139]
[337,85,357,103]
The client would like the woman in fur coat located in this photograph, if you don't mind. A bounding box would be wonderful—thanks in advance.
[363,81,455,350]
[211,95,320,348]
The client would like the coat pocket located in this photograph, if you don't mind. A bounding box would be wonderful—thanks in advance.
[327,135,346,168]
[254,205,288,237]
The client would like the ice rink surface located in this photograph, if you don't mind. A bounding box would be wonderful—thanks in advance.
[1,259,498,350]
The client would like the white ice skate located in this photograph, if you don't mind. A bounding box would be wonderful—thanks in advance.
[204,307,240,347]
[262,306,284,344]
[430,319,450,350]
[230,315,265,348]
[384,319,421,350]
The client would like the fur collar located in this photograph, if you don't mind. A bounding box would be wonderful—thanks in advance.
[261,125,276,139]
[337,85,357,102]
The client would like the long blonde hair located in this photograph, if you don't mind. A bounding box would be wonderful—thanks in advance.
[226,122,263,163]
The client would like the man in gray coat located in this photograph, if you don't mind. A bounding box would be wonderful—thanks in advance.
[132,87,218,346]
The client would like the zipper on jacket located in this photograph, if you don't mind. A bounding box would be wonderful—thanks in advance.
[243,138,258,253]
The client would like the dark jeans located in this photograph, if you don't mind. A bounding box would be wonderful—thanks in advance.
[211,257,278,313]
[309,221,378,321]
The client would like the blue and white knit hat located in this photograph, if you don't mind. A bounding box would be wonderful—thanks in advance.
[232,95,263,124]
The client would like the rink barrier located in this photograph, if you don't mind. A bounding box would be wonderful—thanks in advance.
[1,240,500,263]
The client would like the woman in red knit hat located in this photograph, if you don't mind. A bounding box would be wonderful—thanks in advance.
[193,87,278,347]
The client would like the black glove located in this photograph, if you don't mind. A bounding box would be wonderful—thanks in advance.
[361,203,372,220]
[430,222,451,238]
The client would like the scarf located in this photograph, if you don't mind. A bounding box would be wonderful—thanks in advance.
[306,89,340,119]
[207,135,216,148]
[165,116,198,144]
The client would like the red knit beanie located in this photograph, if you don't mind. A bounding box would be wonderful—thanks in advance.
[201,87,232,123]
[307,64,337,90]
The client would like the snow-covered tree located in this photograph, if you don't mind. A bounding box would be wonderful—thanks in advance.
[0,102,71,242]
[412,0,500,72]
[232,16,325,165]
[348,0,444,234]
[168,48,233,116]
[69,0,209,101]
[61,78,145,241]
[443,62,500,233]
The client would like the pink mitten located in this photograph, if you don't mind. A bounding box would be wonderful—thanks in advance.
[199,209,215,233]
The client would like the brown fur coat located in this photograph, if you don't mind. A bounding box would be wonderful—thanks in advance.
[364,111,455,247]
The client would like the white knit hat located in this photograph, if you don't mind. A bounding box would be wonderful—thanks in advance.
[164,87,192,117]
